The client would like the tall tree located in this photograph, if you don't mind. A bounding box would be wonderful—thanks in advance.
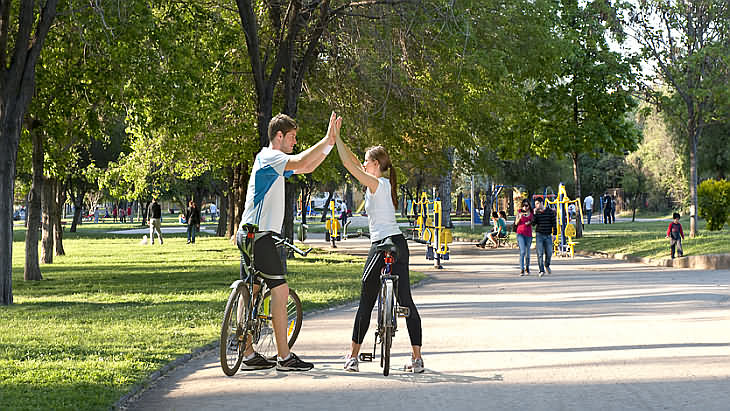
[628,0,730,236]
[0,0,59,304]
[531,0,641,237]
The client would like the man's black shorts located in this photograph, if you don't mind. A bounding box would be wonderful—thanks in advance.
[236,230,287,289]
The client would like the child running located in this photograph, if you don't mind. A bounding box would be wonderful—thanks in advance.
[666,212,684,259]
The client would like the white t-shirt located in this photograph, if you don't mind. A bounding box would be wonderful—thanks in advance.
[240,147,294,233]
[584,195,594,211]
[365,177,401,242]
[210,203,217,214]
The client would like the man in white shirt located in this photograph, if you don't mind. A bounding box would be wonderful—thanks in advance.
[584,194,594,224]
[236,112,341,372]
[209,203,217,222]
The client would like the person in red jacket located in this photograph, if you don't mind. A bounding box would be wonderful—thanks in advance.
[666,212,684,258]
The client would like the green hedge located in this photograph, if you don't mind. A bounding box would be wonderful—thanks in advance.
[698,178,730,231]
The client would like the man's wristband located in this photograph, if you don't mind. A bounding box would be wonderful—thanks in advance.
[323,144,334,154]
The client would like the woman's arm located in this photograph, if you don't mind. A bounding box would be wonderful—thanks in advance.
[335,135,379,193]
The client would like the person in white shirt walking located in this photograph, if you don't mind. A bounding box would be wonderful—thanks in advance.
[209,203,217,222]
[584,194,594,224]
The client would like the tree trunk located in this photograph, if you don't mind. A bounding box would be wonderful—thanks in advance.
[235,164,247,233]
[283,182,296,261]
[69,186,85,232]
[217,190,228,237]
[25,130,43,281]
[54,179,65,256]
[226,167,236,239]
[688,119,699,237]
[41,176,55,264]
[571,152,583,238]
[631,192,638,223]
[439,148,454,228]
[299,186,308,225]
[0,125,17,304]
[0,0,59,302]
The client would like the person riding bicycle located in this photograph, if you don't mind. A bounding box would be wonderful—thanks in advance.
[236,111,341,371]
[334,135,424,374]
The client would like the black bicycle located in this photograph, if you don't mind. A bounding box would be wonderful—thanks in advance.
[220,227,312,376]
[358,238,409,376]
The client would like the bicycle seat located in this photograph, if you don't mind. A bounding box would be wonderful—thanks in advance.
[376,238,398,259]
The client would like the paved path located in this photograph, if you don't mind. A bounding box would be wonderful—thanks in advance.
[126,239,730,411]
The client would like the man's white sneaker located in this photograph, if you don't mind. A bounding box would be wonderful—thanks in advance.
[344,355,359,372]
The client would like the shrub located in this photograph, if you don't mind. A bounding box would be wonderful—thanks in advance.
[697,179,730,231]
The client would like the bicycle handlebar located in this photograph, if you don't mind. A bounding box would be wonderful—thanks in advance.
[272,235,313,257]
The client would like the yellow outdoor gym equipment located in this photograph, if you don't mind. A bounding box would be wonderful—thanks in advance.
[325,200,341,247]
[410,192,451,269]
[544,183,582,258]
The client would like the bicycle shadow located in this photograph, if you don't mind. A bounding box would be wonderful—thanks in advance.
[305,363,502,384]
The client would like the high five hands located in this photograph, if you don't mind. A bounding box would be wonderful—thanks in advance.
[326,111,343,146]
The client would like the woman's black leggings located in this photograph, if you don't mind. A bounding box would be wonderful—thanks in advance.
[352,234,422,346]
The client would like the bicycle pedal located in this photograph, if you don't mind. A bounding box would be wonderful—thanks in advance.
[359,353,374,362]
[397,307,410,317]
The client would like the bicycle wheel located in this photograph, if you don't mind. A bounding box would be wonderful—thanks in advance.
[256,288,303,359]
[220,285,250,376]
[382,326,392,376]
[380,279,394,376]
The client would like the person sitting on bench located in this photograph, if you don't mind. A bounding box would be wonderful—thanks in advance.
[476,211,507,248]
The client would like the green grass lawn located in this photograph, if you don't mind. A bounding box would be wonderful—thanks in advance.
[1,221,424,410]
[576,219,730,259]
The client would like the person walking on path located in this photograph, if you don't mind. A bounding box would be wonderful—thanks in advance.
[603,194,612,224]
[335,136,424,374]
[186,201,201,244]
[583,193,594,224]
[338,200,348,234]
[610,195,617,223]
[666,212,684,259]
[209,202,217,222]
[533,198,557,277]
[148,198,163,245]
[236,112,341,372]
[127,205,133,223]
[515,199,534,275]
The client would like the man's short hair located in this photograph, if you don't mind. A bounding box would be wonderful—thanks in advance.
[268,114,298,142]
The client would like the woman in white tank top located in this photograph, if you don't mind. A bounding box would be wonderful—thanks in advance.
[334,134,424,374]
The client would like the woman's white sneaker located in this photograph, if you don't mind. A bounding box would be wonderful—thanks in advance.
[405,357,424,373]
[344,355,359,372]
